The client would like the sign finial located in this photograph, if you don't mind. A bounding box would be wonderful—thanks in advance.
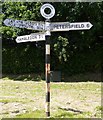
[40,3,55,19]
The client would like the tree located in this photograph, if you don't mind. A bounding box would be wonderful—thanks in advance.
[1,2,103,75]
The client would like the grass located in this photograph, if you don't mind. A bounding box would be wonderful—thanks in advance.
[16,110,45,118]
[0,78,102,119]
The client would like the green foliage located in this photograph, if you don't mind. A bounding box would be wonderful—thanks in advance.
[2,43,45,74]
[54,36,69,62]
[1,2,103,76]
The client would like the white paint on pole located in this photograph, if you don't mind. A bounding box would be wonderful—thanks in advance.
[45,21,51,36]
[45,21,51,31]
[51,22,93,32]
[40,3,55,19]
[46,44,50,55]
[4,19,45,31]
[16,33,45,43]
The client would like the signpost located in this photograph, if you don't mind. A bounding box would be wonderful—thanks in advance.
[4,19,45,31]
[51,22,93,32]
[3,3,93,118]
[40,3,55,117]
[16,33,45,43]
[45,20,51,117]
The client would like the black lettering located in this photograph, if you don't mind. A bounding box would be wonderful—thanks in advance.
[58,25,61,29]
[70,24,74,28]
[75,24,78,28]
[81,24,84,28]
[18,38,21,41]
[61,25,64,29]
[9,19,14,26]
[39,35,41,39]
[32,35,37,39]
[19,21,24,28]
[21,38,24,40]
[86,24,90,28]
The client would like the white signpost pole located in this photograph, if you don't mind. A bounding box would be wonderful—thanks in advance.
[45,19,51,117]
[40,3,55,117]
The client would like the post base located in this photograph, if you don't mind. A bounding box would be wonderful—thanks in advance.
[46,112,50,117]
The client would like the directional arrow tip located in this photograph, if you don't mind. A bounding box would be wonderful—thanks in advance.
[3,19,9,26]
[87,22,93,29]
[3,19,6,24]
[90,23,93,28]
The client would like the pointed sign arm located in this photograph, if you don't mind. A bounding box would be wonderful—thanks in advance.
[51,22,93,32]
[4,18,45,31]
[16,33,46,43]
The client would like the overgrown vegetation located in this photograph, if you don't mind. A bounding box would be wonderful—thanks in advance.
[1,2,102,77]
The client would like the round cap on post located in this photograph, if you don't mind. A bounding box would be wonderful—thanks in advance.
[40,3,55,19]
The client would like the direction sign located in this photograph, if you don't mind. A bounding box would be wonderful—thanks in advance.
[4,19,93,32]
[4,19,45,31]
[51,22,93,32]
[16,33,45,43]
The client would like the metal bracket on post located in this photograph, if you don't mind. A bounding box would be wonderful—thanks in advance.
[45,20,51,36]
